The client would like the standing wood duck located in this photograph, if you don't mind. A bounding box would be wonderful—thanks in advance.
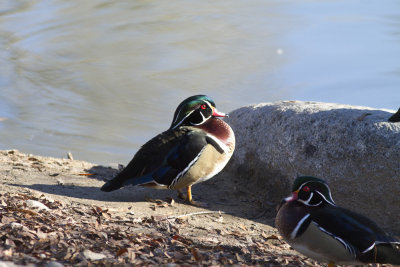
[276,176,400,266]
[101,95,235,206]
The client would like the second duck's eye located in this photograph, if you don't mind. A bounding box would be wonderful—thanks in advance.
[302,186,310,192]
[200,104,207,110]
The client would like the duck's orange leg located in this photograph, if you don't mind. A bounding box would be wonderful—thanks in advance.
[186,185,208,207]
[186,185,193,202]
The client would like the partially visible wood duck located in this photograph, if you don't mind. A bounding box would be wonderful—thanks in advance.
[388,107,400,122]
[276,176,400,266]
[101,95,235,206]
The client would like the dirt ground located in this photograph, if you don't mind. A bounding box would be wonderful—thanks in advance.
[0,149,388,266]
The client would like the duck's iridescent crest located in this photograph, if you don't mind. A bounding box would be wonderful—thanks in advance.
[170,95,225,129]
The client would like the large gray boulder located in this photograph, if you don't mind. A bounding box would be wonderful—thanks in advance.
[224,101,400,233]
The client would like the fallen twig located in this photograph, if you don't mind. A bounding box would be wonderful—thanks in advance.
[162,210,227,221]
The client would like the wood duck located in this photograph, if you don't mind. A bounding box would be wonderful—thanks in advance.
[100,95,235,206]
[276,176,400,266]
[388,107,400,122]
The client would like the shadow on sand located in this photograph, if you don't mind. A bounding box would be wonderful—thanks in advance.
[17,161,277,227]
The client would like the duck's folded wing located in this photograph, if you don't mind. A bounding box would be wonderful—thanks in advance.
[310,206,378,255]
[151,130,209,186]
[101,129,209,191]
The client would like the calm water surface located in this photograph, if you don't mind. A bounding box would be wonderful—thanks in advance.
[0,0,399,164]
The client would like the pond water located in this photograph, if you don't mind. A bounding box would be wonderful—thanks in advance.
[0,0,399,165]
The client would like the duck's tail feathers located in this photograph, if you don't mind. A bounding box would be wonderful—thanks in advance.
[100,178,124,192]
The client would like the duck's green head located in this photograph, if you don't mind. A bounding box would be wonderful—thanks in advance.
[285,176,335,207]
[170,95,226,129]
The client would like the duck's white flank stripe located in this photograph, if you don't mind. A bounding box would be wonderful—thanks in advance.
[362,242,375,254]
[366,239,400,253]
[317,224,356,256]
[169,147,205,188]
[290,213,310,239]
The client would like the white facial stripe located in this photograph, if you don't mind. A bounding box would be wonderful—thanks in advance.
[298,182,309,191]
[190,111,207,126]
[290,213,310,239]
[304,192,313,203]
[171,110,195,129]
[315,191,336,206]
[202,100,212,108]
[327,191,335,205]
[201,100,213,118]
[298,192,323,206]
[172,106,183,125]
[172,100,214,129]
[297,181,336,206]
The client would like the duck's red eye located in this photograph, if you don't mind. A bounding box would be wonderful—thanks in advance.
[200,104,207,110]
[303,186,310,192]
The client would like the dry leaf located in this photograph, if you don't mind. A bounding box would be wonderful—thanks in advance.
[102,212,111,220]
[173,251,185,260]
[36,229,48,239]
[239,224,247,231]
[116,248,128,257]
[263,234,281,240]
[78,173,94,176]
[191,247,202,262]
[17,208,39,216]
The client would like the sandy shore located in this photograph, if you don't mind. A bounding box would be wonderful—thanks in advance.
[0,149,373,266]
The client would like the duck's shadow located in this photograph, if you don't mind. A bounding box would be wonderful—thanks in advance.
[14,163,275,226]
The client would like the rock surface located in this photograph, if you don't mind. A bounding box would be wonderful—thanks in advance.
[224,101,400,233]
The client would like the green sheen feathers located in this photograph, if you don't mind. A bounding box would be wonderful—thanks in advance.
[170,95,215,129]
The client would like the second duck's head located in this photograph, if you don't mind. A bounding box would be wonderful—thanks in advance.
[284,176,336,207]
